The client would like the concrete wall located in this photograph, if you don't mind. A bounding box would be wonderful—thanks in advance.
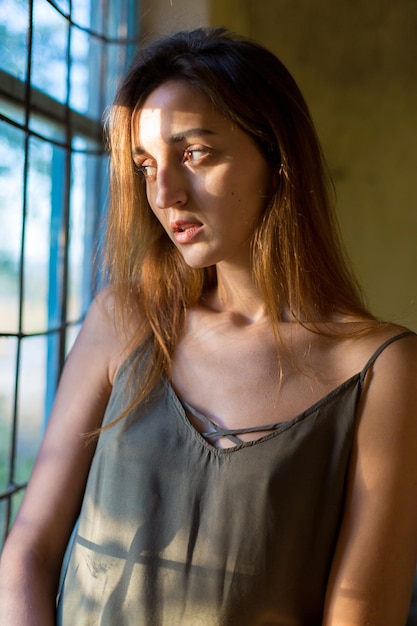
[140,0,417,329]
[140,0,209,39]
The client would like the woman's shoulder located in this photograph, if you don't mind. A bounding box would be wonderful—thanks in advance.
[339,320,417,372]
[328,320,417,418]
[86,286,151,384]
[355,322,417,395]
[302,318,417,386]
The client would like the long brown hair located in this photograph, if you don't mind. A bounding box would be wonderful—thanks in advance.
[103,27,373,417]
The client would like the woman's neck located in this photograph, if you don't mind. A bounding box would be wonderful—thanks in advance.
[203,264,272,324]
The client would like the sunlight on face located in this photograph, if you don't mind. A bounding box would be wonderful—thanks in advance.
[131,80,271,270]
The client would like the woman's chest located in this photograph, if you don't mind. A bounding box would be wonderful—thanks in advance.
[171,317,347,444]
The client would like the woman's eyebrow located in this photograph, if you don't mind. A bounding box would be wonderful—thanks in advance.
[132,128,216,157]
[169,128,216,143]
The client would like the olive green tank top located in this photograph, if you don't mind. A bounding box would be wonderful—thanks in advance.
[57,331,414,625]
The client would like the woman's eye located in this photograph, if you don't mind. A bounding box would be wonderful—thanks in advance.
[183,148,208,163]
[135,163,156,178]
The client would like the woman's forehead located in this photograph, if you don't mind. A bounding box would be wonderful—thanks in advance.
[131,81,230,149]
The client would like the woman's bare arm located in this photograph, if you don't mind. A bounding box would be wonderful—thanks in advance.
[323,333,417,625]
[0,291,131,625]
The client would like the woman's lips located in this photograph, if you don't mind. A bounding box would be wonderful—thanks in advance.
[170,220,204,244]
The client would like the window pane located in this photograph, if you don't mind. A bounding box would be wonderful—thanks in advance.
[22,135,54,333]
[0,98,25,126]
[0,0,141,549]
[69,27,91,113]
[32,0,69,104]
[2,335,47,536]
[68,149,89,321]
[70,0,104,118]
[69,29,104,119]
[0,337,17,492]
[0,119,24,335]
[0,0,28,82]
[0,335,17,548]
[54,0,69,13]
[106,0,130,39]
[83,35,105,119]
[29,111,66,144]
[104,42,132,110]
[72,0,92,30]
[15,336,46,484]
[68,145,107,322]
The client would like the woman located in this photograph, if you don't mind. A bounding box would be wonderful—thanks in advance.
[1,27,417,625]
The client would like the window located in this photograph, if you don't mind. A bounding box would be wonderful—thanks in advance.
[0,0,140,548]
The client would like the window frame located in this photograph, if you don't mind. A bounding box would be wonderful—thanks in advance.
[0,0,140,547]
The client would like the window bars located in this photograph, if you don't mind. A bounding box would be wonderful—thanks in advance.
[0,0,140,548]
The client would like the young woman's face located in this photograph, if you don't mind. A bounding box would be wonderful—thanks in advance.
[131,80,271,270]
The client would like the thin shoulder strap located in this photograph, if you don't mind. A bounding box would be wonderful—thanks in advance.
[360,330,416,385]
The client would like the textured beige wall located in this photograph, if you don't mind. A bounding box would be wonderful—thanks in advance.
[140,0,209,39]
[140,0,417,329]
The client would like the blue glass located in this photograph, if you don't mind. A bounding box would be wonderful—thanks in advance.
[0,118,25,335]
[29,111,66,144]
[0,0,143,548]
[0,336,17,489]
[0,0,28,81]
[69,26,90,113]
[104,41,133,110]
[0,98,25,126]
[0,335,17,549]
[70,0,103,121]
[54,0,69,13]
[31,0,69,104]
[71,0,92,30]
[22,135,54,334]
[68,147,91,322]
[15,335,46,484]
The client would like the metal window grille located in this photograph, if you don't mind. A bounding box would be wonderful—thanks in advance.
[0,0,140,548]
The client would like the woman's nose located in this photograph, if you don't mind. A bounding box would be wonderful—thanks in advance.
[155,165,187,209]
